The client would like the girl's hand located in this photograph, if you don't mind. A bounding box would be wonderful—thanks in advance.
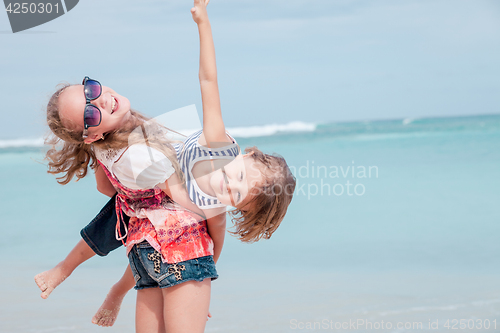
[191,0,210,25]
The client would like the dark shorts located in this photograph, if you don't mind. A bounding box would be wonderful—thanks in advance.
[128,242,218,290]
[80,194,129,256]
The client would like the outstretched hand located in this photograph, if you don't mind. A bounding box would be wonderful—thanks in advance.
[191,0,210,24]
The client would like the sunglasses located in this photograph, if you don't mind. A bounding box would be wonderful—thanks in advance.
[82,76,102,139]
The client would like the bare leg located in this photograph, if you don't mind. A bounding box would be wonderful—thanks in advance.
[136,287,166,333]
[162,279,211,333]
[92,265,135,327]
[34,239,95,299]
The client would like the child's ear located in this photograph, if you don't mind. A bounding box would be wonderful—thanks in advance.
[84,133,102,144]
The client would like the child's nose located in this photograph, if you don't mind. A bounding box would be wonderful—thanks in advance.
[225,176,235,191]
[94,94,109,112]
[229,178,242,192]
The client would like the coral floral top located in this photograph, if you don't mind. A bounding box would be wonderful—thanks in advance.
[96,147,213,264]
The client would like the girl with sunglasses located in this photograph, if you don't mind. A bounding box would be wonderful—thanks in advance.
[36,0,296,330]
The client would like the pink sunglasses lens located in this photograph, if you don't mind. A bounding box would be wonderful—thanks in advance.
[84,79,101,100]
[84,105,101,126]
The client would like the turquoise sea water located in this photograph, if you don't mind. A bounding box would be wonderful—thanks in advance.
[1,114,499,332]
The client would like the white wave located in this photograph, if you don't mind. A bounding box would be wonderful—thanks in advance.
[402,118,415,125]
[155,106,316,138]
[0,137,44,148]
[226,121,316,138]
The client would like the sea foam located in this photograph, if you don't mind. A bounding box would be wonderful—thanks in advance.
[0,137,44,149]
[226,121,316,138]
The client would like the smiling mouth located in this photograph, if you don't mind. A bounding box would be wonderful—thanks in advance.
[111,97,118,114]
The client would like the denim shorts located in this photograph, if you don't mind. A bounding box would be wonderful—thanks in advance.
[128,242,218,290]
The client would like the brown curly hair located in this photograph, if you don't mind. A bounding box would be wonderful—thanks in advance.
[45,83,183,185]
[228,146,296,243]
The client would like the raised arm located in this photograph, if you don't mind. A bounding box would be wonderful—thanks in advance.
[191,0,231,146]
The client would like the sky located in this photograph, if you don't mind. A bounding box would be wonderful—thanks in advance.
[1,0,499,140]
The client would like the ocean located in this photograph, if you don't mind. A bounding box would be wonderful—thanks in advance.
[1,114,499,332]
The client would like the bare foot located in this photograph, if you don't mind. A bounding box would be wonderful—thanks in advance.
[34,264,68,299]
[91,288,126,327]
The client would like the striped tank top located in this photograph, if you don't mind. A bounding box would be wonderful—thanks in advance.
[174,130,240,209]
